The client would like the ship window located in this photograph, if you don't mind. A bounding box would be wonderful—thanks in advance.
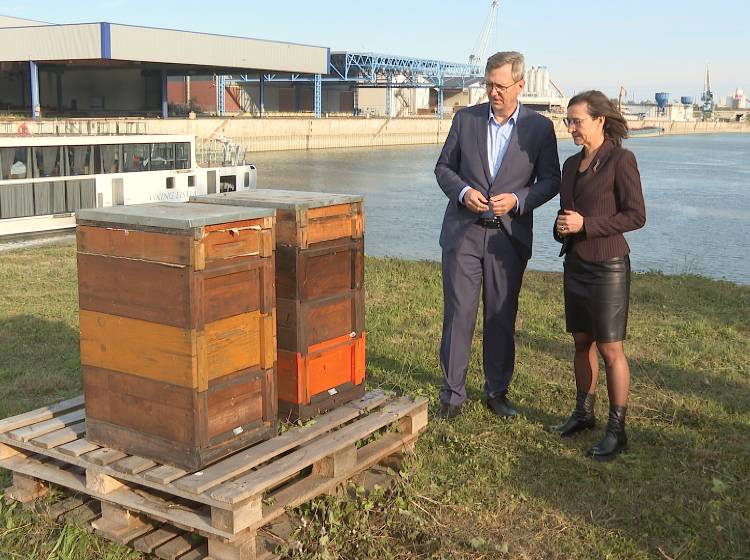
[123,143,149,173]
[150,143,175,171]
[244,171,250,188]
[99,145,121,174]
[0,147,30,180]
[219,175,236,193]
[166,176,175,189]
[33,147,63,178]
[66,145,92,176]
[188,175,196,187]
[175,142,190,169]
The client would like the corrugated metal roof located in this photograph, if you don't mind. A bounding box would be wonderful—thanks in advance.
[0,21,328,74]
[109,24,327,74]
[0,14,49,27]
[0,23,101,60]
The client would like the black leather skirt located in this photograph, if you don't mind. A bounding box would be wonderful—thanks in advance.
[563,254,630,342]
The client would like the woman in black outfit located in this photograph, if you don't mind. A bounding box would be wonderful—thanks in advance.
[551,90,646,460]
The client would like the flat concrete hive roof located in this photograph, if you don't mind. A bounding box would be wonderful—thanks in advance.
[0,22,329,74]
[76,202,275,231]
[191,190,364,210]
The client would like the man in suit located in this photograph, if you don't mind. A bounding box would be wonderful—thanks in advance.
[435,51,561,419]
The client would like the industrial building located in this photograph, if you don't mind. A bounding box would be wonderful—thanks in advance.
[1,10,565,120]
[0,15,328,119]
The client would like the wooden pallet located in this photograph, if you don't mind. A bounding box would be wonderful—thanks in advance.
[0,391,427,560]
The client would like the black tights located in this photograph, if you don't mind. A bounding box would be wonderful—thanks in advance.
[571,332,630,407]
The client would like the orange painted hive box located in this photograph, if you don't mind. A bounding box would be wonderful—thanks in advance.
[75,202,277,470]
[190,190,365,420]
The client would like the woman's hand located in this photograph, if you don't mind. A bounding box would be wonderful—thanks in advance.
[556,210,584,236]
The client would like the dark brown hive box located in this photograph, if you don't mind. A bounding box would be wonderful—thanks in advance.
[75,202,277,470]
[190,190,366,420]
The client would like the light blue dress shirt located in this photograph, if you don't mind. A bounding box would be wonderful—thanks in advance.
[459,103,521,219]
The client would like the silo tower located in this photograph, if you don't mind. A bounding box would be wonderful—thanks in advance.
[655,92,670,116]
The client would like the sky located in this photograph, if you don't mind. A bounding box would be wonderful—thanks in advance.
[2,0,749,102]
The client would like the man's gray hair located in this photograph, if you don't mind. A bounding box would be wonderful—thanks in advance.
[485,51,525,82]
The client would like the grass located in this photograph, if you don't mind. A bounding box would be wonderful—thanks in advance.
[0,242,748,559]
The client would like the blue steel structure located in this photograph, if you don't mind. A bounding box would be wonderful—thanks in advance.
[220,51,481,119]
[216,75,227,116]
[29,61,41,120]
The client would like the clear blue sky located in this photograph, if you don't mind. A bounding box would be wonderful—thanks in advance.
[3,0,748,102]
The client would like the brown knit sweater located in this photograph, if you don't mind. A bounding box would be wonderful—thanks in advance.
[556,139,646,262]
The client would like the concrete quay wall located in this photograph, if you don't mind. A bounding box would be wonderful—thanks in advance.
[2,116,748,153]
[145,117,452,151]
[100,116,750,150]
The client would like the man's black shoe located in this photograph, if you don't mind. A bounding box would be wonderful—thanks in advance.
[437,402,462,420]
[486,394,519,418]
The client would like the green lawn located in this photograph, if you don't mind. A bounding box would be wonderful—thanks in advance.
[1,242,748,559]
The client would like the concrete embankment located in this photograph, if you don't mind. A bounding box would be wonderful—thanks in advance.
[2,116,748,153]
[112,116,750,150]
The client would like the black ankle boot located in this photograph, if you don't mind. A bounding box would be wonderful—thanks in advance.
[586,405,628,460]
[551,391,596,437]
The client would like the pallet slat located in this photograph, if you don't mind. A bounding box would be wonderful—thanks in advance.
[0,396,84,434]
[259,432,417,530]
[210,396,420,504]
[58,438,100,457]
[177,544,209,560]
[0,453,228,538]
[174,390,388,495]
[153,534,195,559]
[31,422,87,449]
[85,447,128,466]
[113,455,157,475]
[7,409,85,442]
[143,465,189,484]
[132,526,182,554]
[1,392,428,547]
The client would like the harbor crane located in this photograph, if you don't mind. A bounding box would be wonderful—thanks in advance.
[469,0,500,74]
[618,85,627,113]
[701,64,714,119]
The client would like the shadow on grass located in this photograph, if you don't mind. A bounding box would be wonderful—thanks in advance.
[505,409,750,560]
[0,315,81,419]
[366,351,505,407]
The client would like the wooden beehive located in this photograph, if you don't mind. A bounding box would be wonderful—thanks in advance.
[190,190,366,420]
[76,202,277,470]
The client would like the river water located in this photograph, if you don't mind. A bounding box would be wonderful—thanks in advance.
[249,133,750,285]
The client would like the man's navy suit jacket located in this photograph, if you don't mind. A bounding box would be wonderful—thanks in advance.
[435,102,561,260]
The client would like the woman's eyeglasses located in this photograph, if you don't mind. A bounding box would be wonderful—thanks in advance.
[563,117,592,127]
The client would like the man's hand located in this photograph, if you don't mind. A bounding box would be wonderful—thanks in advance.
[463,188,489,214]
[490,193,517,216]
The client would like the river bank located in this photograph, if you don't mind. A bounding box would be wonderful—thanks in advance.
[0,244,748,559]
[2,115,748,153]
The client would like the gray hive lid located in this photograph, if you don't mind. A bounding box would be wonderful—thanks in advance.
[190,189,363,210]
[76,202,275,230]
